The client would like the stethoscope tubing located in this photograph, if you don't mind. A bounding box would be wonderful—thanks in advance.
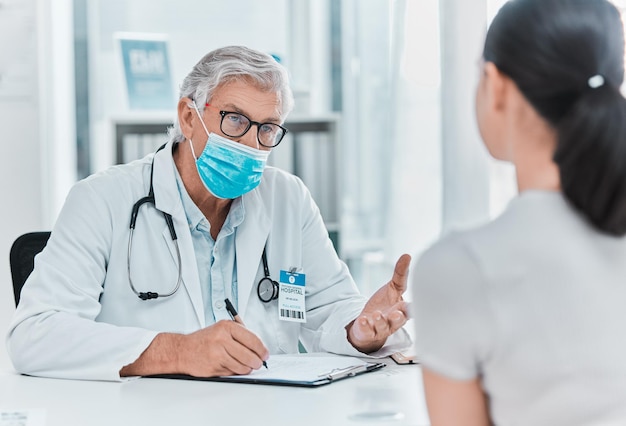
[127,144,276,303]
[127,145,183,301]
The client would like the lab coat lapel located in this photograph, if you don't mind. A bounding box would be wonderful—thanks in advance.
[160,222,205,326]
[153,142,205,327]
[236,188,270,318]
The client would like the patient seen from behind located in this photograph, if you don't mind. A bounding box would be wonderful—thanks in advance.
[412,0,626,424]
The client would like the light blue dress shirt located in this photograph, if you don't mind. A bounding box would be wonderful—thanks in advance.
[174,168,244,326]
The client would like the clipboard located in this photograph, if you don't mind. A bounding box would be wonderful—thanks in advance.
[144,354,386,387]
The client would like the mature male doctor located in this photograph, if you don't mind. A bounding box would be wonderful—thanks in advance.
[7,45,411,381]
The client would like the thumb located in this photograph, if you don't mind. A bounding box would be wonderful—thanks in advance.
[390,254,411,292]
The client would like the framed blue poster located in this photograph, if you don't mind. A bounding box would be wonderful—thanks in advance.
[116,33,174,110]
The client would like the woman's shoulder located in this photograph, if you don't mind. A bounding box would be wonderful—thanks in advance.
[415,192,567,280]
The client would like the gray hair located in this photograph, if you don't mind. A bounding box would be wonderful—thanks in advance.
[168,45,294,143]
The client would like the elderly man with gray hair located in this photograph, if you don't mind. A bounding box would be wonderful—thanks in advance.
[7,46,411,381]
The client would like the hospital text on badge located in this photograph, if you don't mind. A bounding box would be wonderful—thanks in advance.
[278,270,306,323]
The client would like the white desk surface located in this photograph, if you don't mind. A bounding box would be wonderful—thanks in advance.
[0,360,430,426]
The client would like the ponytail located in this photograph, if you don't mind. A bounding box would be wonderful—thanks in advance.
[484,0,626,235]
[555,85,626,236]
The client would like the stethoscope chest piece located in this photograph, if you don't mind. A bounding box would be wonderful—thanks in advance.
[257,276,279,303]
[257,247,278,303]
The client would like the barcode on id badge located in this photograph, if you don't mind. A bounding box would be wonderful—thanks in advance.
[280,308,304,320]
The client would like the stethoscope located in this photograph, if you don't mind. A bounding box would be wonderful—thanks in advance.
[127,144,279,304]
[257,249,279,303]
[127,144,183,300]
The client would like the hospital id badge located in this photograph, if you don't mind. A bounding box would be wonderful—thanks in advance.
[278,269,306,323]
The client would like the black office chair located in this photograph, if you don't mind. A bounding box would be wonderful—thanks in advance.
[9,232,51,307]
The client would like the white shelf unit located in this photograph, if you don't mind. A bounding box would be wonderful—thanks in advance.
[111,111,175,164]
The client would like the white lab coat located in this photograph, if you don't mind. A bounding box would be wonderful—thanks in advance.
[7,141,409,381]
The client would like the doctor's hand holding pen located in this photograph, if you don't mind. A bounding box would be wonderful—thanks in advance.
[120,320,269,378]
[346,253,412,354]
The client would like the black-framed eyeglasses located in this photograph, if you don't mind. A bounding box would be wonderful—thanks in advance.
[219,110,288,148]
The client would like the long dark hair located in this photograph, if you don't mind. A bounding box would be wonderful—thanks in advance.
[484,0,626,235]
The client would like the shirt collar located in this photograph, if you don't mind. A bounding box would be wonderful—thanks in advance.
[174,166,246,233]
[174,167,205,231]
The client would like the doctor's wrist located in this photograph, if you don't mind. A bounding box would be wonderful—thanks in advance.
[120,332,186,377]
[345,319,386,354]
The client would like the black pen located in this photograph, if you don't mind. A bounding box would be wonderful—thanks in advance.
[224,298,268,369]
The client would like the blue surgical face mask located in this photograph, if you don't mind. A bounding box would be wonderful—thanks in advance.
[189,103,270,199]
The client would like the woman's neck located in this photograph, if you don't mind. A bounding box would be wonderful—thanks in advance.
[515,156,561,193]
[508,108,561,193]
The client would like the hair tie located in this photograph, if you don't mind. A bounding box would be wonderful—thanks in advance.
[588,74,605,89]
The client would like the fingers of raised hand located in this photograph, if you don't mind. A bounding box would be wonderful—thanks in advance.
[352,315,377,342]
[356,306,407,339]
[355,310,392,340]
[388,300,409,320]
[385,307,408,335]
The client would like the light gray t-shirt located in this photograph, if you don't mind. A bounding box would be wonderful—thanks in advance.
[413,190,626,426]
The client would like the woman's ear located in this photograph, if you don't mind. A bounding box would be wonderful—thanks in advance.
[483,62,507,112]
[476,61,511,161]
[178,97,195,140]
